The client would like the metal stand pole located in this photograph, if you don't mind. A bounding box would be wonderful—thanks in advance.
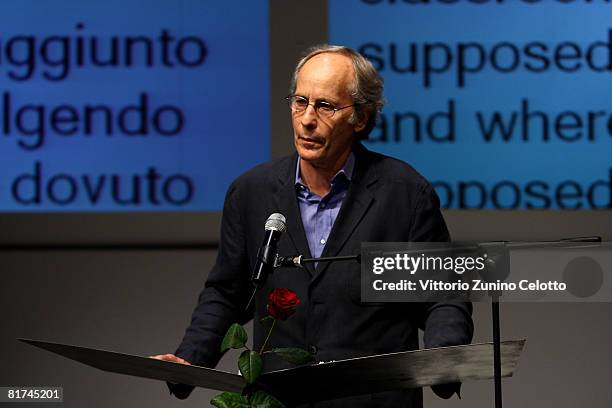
[492,298,502,408]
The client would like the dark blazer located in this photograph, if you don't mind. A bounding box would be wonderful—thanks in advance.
[172,143,473,407]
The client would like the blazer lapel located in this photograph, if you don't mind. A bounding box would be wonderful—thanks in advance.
[274,154,316,276]
[313,144,378,279]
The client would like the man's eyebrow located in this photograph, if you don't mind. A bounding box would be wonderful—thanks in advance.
[293,93,340,105]
[314,97,338,105]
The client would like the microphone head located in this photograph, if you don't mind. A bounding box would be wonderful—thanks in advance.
[265,213,286,233]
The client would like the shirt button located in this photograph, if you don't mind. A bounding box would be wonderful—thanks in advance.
[320,239,326,245]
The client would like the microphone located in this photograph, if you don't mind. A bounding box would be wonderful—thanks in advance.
[251,213,287,286]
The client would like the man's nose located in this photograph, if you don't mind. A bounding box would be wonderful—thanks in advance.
[300,104,318,127]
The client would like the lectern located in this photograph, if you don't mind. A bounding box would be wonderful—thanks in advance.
[20,338,524,406]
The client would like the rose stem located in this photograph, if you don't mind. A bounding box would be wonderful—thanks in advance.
[260,319,276,354]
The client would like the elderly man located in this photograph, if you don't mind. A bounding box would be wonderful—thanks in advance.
[153,45,473,407]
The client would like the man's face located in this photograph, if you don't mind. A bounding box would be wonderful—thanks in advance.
[292,53,367,169]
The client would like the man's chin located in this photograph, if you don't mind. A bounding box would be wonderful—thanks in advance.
[296,146,324,162]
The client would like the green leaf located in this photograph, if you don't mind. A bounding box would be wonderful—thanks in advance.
[210,392,249,408]
[251,390,286,408]
[221,323,248,353]
[272,347,315,365]
[260,315,274,324]
[238,350,263,384]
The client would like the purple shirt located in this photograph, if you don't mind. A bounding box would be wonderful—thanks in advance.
[295,153,355,259]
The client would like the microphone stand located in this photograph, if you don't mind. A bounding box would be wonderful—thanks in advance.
[480,236,601,408]
[244,254,361,312]
[276,254,360,267]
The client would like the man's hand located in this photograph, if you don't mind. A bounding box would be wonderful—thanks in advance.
[149,354,191,365]
[150,354,194,399]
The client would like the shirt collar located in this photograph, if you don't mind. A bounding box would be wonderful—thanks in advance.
[295,151,355,189]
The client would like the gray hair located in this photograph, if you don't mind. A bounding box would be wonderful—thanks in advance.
[290,44,384,140]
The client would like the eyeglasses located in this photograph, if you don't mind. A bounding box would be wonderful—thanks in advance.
[286,95,356,119]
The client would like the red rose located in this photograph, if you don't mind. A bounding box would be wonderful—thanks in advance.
[267,288,300,320]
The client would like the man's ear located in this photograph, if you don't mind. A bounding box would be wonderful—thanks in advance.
[353,112,369,133]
